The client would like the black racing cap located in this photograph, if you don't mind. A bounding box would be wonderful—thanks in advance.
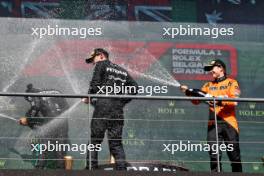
[204,59,226,71]
[85,48,109,64]
[25,83,40,93]
[26,83,33,91]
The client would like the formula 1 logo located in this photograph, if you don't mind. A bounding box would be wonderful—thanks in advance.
[172,43,237,80]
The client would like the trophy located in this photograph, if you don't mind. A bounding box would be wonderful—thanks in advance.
[64,156,73,170]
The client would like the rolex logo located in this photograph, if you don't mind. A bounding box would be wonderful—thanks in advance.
[249,103,256,109]
[0,160,6,168]
[169,101,175,107]
[123,128,145,146]
[127,129,135,138]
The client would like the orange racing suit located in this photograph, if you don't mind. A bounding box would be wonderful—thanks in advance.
[200,76,242,172]
[201,76,241,132]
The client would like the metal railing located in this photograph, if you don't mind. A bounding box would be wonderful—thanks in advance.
[0,92,263,172]
[0,92,264,102]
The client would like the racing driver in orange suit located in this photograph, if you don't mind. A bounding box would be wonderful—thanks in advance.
[180,59,242,172]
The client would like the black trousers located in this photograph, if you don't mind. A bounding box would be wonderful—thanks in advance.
[207,120,242,172]
[86,103,126,170]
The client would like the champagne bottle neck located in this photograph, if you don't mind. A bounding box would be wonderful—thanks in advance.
[185,89,207,97]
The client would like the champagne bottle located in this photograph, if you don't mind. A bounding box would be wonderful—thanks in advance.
[185,89,212,105]
[185,89,207,97]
